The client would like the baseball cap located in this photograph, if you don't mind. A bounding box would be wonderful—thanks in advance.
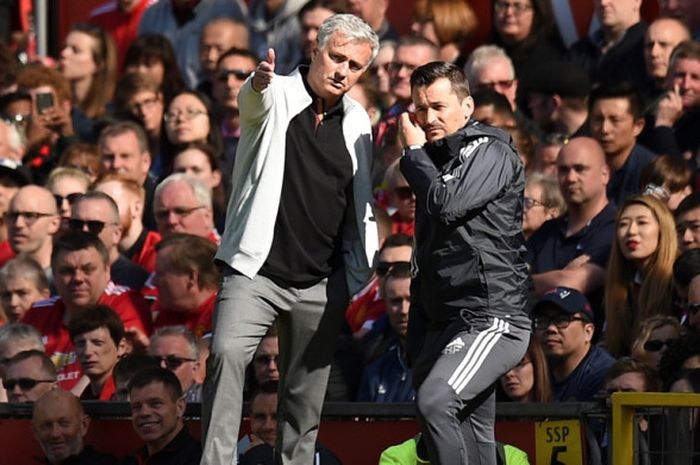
[0,158,31,187]
[532,287,593,319]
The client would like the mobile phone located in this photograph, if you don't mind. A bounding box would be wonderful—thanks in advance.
[35,92,54,113]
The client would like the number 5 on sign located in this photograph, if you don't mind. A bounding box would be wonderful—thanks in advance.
[535,420,583,465]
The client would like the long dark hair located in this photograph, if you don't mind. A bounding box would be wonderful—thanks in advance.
[123,34,185,102]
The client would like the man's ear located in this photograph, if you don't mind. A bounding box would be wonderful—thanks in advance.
[462,96,475,121]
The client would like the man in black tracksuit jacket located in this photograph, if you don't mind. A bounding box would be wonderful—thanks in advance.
[399,61,531,465]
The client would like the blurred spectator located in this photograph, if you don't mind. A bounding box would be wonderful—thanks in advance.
[172,142,226,232]
[347,0,399,41]
[660,333,700,389]
[529,133,567,177]
[357,262,413,402]
[382,159,415,237]
[68,305,126,400]
[239,383,342,465]
[604,195,677,358]
[113,73,166,176]
[6,185,60,278]
[346,233,412,338]
[660,0,700,39]
[569,0,647,87]
[3,349,57,402]
[471,89,516,129]
[527,138,614,322]
[673,248,700,308]
[89,0,150,71]
[98,121,156,231]
[369,41,396,112]
[58,142,100,183]
[93,174,159,273]
[605,357,661,393]
[60,23,117,127]
[526,60,590,137]
[70,191,149,290]
[0,158,30,261]
[45,167,90,222]
[522,173,564,240]
[650,40,700,160]
[248,0,305,76]
[640,154,693,211]
[0,323,44,402]
[1,91,32,140]
[250,326,280,391]
[675,192,700,252]
[15,65,78,184]
[346,74,381,127]
[149,326,202,402]
[137,0,245,88]
[631,315,683,370]
[125,368,201,464]
[644,18,691,97]
[123,33,185,103]
[0,256,50,323]
[686,274,700,331]
[163,90,223,165]
[589,82,655,207]
[499,338,553,402]
[198,18,249,97]
[153,174,217,242]
[152,234,218,339]
[212,48,259,166]
[411,0,478,67]
[297,0,347,65]
[112,353,160,400]
[492,0,565,95]
[31,389,119,464]
[0,118,25,161]
[532,287,614,401]
[21,230,151,390]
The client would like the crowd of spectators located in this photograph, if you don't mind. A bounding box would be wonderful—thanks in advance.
[0,0,699,462]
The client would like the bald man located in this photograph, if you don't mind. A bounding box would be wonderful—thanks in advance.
[32,389,118,464]
[6,185,60,279]
[526,138,615,325]
[644,17,691,92]
[199,18,249,96]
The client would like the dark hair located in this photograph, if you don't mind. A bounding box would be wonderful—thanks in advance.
[659,333,700,389]
[113,354,160,387]
[123,34,185,102]
[472,89,515,117]
[155,233,220,289]
[298,0,347,20]
[380,233,413,252]
[251,380,279,403]
[675,192,700,219]
[51,230,110,266]
[589,81,646,120]
[164,90,224,164]
[6,349,57,379]
[605,357,661,392]
[493,0,563,57]
[113,72,161,114]
[670,41,700,70]
[216,47,260,69]
[74,190,121,223]
[673,249,700,288]
[128,367,183,400]
[411,61,470,99]
[640,154,693,193]
[68,304,125,346]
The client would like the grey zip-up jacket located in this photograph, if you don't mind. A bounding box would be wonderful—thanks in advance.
[400,121,530,327]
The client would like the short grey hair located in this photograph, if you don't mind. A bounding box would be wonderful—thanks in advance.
[317,14,380,63]
[0,323,44,358]
[155,173,212,210]
[150,325,199,358]
[464,45,515,84]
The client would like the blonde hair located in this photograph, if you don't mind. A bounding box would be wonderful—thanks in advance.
[604,195,678,358]
[630,314,682,366]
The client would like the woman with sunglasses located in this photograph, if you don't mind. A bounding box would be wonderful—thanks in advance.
[604,195,678,358]
[631,315,683,370]
[45,167,90,223]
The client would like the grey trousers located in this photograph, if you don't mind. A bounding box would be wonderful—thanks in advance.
[200,266,348,465]
[413,316,530,465]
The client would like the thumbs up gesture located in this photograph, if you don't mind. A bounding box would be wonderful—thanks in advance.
[252,48,276,92]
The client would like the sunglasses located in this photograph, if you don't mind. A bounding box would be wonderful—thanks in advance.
[4,377,55,391]
[254,355,279,366]
[393,186,414,200]
[150,355,197,370]
[643,338,676,352]
[376,261,411,277]
[67,218,116,235]
[217,69,252,82]
[53,193,83,209]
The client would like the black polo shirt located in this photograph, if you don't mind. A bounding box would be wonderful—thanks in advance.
[260,69,354,287]
[123,426,201,465]
[607,143,656,208]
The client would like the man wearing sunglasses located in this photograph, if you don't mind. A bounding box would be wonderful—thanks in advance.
[212,48,258,166]
[3,349,57,402]
[70,191,149,291]
[21,231,151,391]
[532,287,614,402]
[149,326,202,403]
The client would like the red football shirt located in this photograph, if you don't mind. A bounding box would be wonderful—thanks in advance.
[153,291,216,339]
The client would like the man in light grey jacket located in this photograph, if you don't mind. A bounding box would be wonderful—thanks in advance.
[201,14,379,465]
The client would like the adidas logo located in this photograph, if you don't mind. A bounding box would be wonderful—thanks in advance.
[442,337,465,355]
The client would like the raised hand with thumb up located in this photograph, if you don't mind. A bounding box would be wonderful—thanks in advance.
[252,48,276,92]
